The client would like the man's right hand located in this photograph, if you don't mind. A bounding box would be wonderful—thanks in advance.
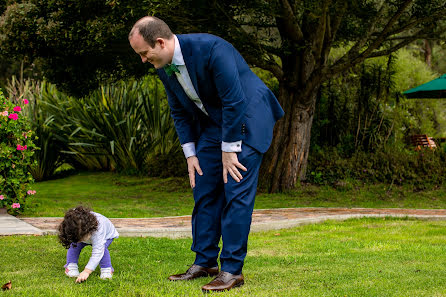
[187,156,203,188]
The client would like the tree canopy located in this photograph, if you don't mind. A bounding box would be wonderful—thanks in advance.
[0,0,151,96]
[2,0,446,191]
[147,0,446,191]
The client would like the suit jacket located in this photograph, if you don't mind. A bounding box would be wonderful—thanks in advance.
[157,33,284,153]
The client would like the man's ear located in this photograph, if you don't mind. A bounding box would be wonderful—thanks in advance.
[157,38,166,48]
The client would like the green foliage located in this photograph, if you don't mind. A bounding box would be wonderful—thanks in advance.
[252,67,279,96]
[27,76,180,174]
[312,48,446,155]
[24,171,446,217]
[431,39,446,74]
[307,146,446,188]
[0,88,36,215]
[6,75,65,181]
[146,150,186,178]
[393,49,446,138]
[0,0,148,96]
[312,54,397,153]
[2,0,445,98]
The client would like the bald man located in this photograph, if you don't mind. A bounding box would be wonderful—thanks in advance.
[129,16,284,292]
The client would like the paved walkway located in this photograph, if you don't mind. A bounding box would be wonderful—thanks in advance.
[2,207,446,238]
[0,213,44,236]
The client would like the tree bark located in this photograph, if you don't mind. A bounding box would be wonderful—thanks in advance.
[424,39,432,67]
[260,82,318,192]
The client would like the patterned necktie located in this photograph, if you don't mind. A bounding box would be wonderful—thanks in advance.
[164,63,180,76]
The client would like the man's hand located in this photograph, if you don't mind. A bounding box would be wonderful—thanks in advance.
[75,268,93,283]
[187,156,203,188]
[222,152,247,183]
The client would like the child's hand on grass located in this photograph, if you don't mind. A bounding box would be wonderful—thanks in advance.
[75,269,93,283]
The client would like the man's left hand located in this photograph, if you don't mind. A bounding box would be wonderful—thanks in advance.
[222,152,247,183]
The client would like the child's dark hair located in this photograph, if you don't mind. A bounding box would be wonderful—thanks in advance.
[58,206,98,249]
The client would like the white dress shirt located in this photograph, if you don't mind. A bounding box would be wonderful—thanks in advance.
[171,35,242,158]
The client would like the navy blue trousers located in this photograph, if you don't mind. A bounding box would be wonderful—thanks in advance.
[191,126,262,275]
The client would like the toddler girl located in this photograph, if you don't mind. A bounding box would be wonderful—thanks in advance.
[58,206,119,283]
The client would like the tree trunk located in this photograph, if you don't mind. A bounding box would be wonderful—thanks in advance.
[260,82,318,192]
[424,39,432,67]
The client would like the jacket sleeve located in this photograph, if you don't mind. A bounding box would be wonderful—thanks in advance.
[85,229,107,271]
[208,40,246,143]
[158,72,199,145]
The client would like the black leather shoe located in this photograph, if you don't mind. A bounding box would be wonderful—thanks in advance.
[201,271,244,292]
[168,264,219,281]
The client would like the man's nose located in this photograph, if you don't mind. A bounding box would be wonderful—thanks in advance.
[141,56,147,63]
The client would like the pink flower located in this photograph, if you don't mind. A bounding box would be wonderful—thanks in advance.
[23,99,29,105]
[8,113,18,120]
[27,190,36,195]
[13,106,21,112]
[11,203,20,209]
[0,195,4,200]
[1,110,8,116]
[17,144,27,151]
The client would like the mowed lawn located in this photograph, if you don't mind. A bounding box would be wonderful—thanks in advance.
[23,171,446,218]
[1,218,446,296]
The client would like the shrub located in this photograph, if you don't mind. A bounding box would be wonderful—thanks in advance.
[6,76,65,181]
[146,150,186,178]
[312,49,445,153]
[0,88,36,215]
[34,76,179,174]
[307,146,446,188]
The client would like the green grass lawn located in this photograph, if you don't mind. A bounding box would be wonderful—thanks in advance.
[1,218,446,296]
[24,171,446,218]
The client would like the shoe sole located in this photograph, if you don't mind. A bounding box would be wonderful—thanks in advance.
[201,280,244,293]
[65,273,79,278]
[168,271,219,281]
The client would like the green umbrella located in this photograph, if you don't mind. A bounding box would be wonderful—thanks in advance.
[403,74,446,98]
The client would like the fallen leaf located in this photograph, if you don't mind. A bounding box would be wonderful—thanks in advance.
[274,233,281,236]
[1,281,11,291]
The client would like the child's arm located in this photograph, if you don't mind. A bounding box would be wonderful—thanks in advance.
[76,268,93,283]
[82,232,107,278]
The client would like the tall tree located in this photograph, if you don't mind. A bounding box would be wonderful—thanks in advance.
[0,0,149,96]
[146,0,446,192]
[2,0,446,191]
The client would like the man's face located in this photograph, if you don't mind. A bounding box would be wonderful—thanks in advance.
[129,31,168,69]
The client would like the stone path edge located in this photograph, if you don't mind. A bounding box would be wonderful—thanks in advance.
[6,207,446,238]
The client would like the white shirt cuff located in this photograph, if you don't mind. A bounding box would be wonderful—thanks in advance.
[222,141,242,152]
[181,142,196,158]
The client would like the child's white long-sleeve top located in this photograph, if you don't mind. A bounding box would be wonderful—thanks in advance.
[81,212,119,271]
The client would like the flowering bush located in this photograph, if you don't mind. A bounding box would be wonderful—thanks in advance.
[0,88,37,215]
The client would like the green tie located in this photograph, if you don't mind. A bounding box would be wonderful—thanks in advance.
[164,63,180,76]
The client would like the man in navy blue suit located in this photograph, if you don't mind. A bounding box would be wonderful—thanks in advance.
[129,16,284,292]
